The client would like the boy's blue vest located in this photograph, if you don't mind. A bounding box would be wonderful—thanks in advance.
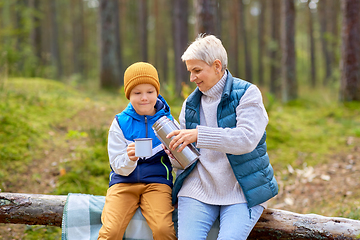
[172,71,278,208]
[109,95,174,188]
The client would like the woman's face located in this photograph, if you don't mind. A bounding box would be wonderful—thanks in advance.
[185,59,221,92]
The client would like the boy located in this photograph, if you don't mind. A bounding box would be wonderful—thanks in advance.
[98,62,176,240]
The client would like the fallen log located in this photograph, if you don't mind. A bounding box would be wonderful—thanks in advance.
[1,193,360,239]
[0,192,66,227]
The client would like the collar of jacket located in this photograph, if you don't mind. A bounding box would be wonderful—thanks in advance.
[124,94,170,121]
[188,69,233,106]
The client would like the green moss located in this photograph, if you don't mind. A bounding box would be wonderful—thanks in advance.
[266,97,360,169]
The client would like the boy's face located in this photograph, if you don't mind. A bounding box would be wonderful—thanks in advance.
[129,84,157,116]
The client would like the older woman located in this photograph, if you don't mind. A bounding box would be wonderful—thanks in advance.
[166,35,278,240]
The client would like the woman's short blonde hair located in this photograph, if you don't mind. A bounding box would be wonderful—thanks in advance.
[181,34,228,71]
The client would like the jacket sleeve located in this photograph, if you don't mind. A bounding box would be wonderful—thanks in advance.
[196,85,269,155]
[108,118,138,176]
[178,100,187,130]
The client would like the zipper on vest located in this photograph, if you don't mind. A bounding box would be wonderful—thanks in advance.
[161,156,170,180]
[144,116,148,137]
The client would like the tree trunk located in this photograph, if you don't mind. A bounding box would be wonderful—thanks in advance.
[281,0,297,103]
[229,0,239,77]
[308,0,316,87]
[269,0,281,97]
[238,0,252,82]
[29,0,42,63]
[215,0,221,38]
[318,0,332,85]
[328,0,340,74]
[173,0,189,96]
[154,0,169,83]
[194,0,216,35]
[49,1,62,80]
[99,0,122,89]
[257,0,266,86]
[139,0,148,62]
[1,193,360,239]
[71,0,85,76]
[339,0,360,101]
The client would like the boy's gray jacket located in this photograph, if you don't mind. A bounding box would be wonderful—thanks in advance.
[172,71,278,208]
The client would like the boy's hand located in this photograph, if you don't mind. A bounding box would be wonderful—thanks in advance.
[161,144,175,159]
[127,142,139,161]
[162,144,182,169]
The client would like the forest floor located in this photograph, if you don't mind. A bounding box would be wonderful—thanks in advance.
[0,99,117,240]
[1,96,360,239]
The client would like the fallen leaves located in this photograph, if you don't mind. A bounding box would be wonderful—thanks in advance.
[269,143,360,218]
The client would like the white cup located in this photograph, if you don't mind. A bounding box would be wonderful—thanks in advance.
[134,138,152,158]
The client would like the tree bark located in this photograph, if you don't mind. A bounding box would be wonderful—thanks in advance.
[154,0,169,83]
[49,1,62,79]
[339,0,360,101]
[249,208,360,240]
[257,0,266,86]
[328,0,340,72]
[238,0,252,82]
[139,0,148,62]
[194,0,217,35]
[1,193,360,239]
[0,193,66,227]
[281,0,297,103]
[269,0,281,97]
[307,0,316,87]
[229,0,239,77]
[99,0,122,89]
[215,0,221,38]
[173,0,189,96]
[71,0,85,76]
[318,0,332,85]
[29,0,42,63]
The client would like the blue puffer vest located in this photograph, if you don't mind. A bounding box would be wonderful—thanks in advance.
[172,71,278,208]
[109,95,174,188]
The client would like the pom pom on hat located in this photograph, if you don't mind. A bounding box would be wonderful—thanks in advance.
[124,62,160,99]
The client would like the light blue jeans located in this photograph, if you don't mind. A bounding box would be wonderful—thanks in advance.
[177,197,264,240]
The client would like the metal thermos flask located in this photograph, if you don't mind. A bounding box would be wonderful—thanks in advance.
[152,116,200,169]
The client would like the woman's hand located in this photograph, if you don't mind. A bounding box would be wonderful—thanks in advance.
[127,142,139,161]
[166,129,198,152]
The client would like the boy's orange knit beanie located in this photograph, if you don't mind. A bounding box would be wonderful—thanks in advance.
[124,62,160,99]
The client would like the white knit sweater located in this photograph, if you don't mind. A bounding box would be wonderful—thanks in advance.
[177,72,269,205]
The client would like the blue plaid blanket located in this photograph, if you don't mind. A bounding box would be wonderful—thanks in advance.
[61,193,219,240]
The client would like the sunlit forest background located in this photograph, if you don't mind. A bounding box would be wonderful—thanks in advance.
[1,0,358,99]
[1,0,360,239]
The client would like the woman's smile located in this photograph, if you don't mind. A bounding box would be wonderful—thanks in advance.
[185,59,221,92]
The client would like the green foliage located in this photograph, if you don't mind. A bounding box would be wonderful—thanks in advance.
[24,225,61,240]
[266,88,360,169]
[1,78,360,239]
[0,78,85,185]
[56,127,110,195]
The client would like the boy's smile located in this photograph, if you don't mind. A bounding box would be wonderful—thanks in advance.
[129,84,157,116]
